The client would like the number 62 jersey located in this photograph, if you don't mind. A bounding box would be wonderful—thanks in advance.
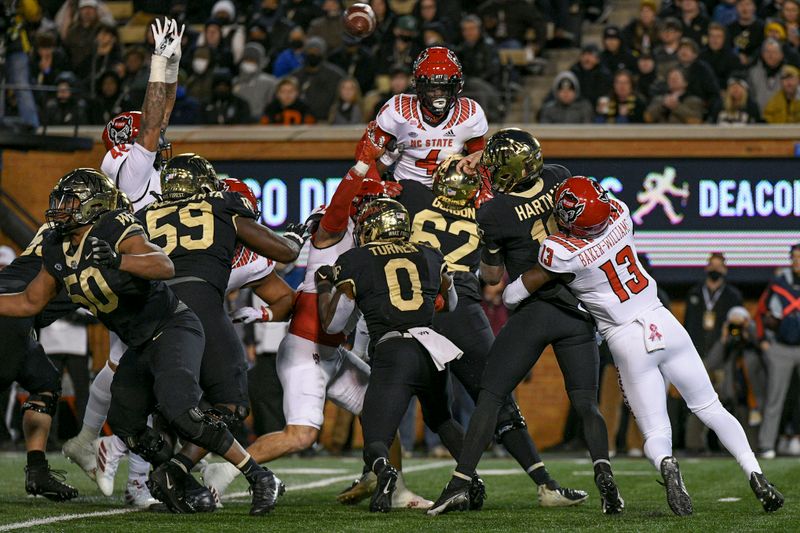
[538,199,658,337]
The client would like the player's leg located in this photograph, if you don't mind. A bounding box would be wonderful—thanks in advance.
[656,311,783,512]
[10,316,79,501]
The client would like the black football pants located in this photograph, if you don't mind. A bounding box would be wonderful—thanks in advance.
[0,316,61,396]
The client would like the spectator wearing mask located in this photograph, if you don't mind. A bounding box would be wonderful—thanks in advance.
[654,17,684,79]
[328,34,377,94]
[273,26,306,78]
[202,68,252,124]
[186,46,216,103]
[289,36,346,122]
[644,66,705,123]
[622,0,659,56]
[233,42,277,122]
[261,76,316,125]
[376,15,422,75]
[763,64,800,123]
[705,306,767,447]
[600,25,637,74]
[714,76,762,123]
[307,0,345,53]
[477,0,547,53]
[89,70,131,125]
[570,44,612,106]
[44,71,88,125]
[702,22,742,88]
[64,0,102,74]
[748,38,786,111]
[209,0,245,63]
[595,69,646,123]
[677,37,721,113]
[539,71,594,123]
[328,77,364,125]
[120,46,148,109]
[457,14,501,87]
[727,0,765,66]
[680,0,710,45]
[757,244,800,458]
[635,50,658,98]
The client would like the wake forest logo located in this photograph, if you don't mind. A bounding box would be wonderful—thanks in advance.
[631,166,689,225]
[556,190,584,227]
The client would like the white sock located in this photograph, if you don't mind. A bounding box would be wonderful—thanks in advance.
[694,399,761,477]
[394,471,408,492]
[84,363,114,432]
[128,453,150,483]
[76,425,99,445]
[642,426,673,470]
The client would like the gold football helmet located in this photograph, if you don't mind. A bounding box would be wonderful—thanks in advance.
[160,153,219,201]
[354,197,411,246]
[117,190,133,213]
[479,128,543,193]
[432,154,481,208]
[46,168,119,232]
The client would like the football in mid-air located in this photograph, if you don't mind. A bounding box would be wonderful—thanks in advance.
[343,3,376,39]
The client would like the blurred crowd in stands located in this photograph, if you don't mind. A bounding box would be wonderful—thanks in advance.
[6,0,797,129]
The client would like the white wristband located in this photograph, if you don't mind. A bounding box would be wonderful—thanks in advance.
[353,161,370,176]
[503,276,531,308]
[149,55,168,83]
[165,60,179,84]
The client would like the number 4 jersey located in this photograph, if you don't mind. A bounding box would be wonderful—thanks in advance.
[136,191,257,299]
[376,94,488,187]
[538,199,658,337]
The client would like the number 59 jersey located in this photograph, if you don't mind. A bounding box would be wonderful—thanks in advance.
[538,199,659,337]
[334,240,444,342]
[376,94,488,187]
[136,191,257,299]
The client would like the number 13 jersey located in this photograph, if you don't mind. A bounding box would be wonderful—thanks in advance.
[376,94,488,187]
[538,199,658,337]
[137,191,257,300]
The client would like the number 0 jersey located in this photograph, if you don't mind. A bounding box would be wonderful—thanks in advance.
[41,210,180,348]
[397,179,481,302]
[376,94,488,187]
[335,240,444,342]
[137,190,256,299]
[539,199,658,336]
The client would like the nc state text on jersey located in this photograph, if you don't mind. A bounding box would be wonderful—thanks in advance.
[407,138,455,149]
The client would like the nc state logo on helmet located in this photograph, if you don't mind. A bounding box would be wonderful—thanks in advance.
[102,111,141,151]
[554,176,611,238]
[412,46,464,118]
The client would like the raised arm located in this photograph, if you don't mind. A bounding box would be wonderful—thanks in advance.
[0,266,59,317]
[140,19,183,152]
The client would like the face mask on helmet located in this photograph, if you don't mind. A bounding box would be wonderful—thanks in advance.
[46,169,119,233]
[416,77,458,116]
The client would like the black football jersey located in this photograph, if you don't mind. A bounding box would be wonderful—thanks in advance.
[42,209,180,348]
[0,223,78,328]
[478,164,587,316]
[335,240,444,341]
[137,191,256,299]
[397,180,481,303]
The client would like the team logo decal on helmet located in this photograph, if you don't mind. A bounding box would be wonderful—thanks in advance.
[555,190,585,227]
[412,46,464,118]
[102,111,142,151]
[554,176,612,238]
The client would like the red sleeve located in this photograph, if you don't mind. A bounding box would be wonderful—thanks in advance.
[320,169,364,233]
[354,124,393,162]
[465,136,486,153]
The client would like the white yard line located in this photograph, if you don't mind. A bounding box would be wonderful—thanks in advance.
[0,508,140,532]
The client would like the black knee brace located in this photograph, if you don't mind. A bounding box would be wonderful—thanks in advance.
[125,427,173,466]
[22,392,59,417]
[495,399,527,440]
[213,404,250,431]
[172,407,234,456]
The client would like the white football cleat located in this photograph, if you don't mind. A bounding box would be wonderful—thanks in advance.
[94,436,126,497]
[124,478,159,507]
[202,461,240,503]
[538,483,589,507]
[63,436,97,481]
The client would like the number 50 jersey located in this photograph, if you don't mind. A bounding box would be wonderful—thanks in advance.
[539,199,658,336]
[137,191,256,299]
[335,240,445,342]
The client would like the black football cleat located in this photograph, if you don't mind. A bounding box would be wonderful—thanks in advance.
[750,472,784,513]
[249,468,285,516]
[147,460,195,514]
[469,473,486,511]
[185,473,217,513]
[595,471,624,515]
[25,464,79,501]
[337,470,376,505]
[659,456,693,516]
[369,461,398,513]
[427,479,470,516]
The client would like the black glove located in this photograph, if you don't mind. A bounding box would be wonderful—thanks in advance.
[283,222,309,248]
[88,237,122,269]
[315,264,336,286]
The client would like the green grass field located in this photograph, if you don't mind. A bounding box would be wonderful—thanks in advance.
[0,453,797,532]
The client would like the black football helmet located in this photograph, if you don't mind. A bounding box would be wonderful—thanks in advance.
[160,153,219,201]
[46,168,119,233]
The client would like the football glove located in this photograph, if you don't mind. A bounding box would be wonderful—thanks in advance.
[355,121,389,164]
[88,237,122,270]
[283,222,309,248]
[315,264,336,287]
[231,305,273,324]
[152,18,181,59]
